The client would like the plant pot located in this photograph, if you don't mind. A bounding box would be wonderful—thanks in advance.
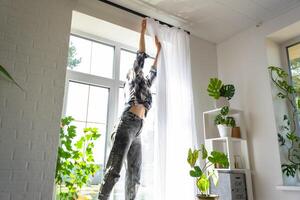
[283,173,298,186]
[232,127,241,138]
[214,97,229,109]
[197,194,219,200]
[217,125,232,137]
[77,194,91,200]
[297,170,300,185]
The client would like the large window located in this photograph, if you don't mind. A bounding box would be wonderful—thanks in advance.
[63,34,156,200]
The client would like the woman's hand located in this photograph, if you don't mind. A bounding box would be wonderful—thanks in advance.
[141,18,147,33]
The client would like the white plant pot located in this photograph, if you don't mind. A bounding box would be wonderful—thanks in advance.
[214,97,230,109]
[217,125,232,138]
[283,173,298,186]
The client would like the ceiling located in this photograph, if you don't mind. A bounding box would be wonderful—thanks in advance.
[110,0,300,43]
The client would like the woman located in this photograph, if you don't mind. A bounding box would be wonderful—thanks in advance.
[98,19,161,200]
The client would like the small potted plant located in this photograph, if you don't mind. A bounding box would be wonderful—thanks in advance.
[187,144,229,200]
[207,78,235,108]
[214,106,236,137]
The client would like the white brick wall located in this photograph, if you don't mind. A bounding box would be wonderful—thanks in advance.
[0,0,75,199]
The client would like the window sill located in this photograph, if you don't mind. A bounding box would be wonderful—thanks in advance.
[276,185,300,191]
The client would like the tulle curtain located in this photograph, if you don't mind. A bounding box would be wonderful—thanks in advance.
[146,18,197,200]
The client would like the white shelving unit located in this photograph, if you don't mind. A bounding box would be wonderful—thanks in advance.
[203,108,253,200]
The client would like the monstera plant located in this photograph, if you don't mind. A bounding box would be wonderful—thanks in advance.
[207,78,235,109]
[187,144,229,200]
[268,66,300,180]
[214,106,236,138]
[207,78,235,100]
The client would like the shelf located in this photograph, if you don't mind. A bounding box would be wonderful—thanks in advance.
[276,185,300,191]
[203,108,253,200]
[205,137,246,142]
[203,108,242,115]
[214,168,251,173]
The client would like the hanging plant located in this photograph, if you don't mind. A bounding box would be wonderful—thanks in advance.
[268,66,300,178]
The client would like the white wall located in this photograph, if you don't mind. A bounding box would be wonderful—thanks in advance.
[0,1,75,200]
[190,37,218,146]
[217,5,300,200]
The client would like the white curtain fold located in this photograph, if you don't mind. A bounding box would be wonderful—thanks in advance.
[146,18,197,200]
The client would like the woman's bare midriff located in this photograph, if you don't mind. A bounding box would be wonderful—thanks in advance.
[129,104,146,119]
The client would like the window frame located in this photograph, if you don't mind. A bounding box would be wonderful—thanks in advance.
[281,37,300,136]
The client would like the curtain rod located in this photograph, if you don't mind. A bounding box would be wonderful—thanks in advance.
[98,0,190,35]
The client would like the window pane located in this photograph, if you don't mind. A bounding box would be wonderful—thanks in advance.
[68,35,92,74]
[72,121,86,144]
[91,42,114,78]
[87,85,109,123]
[64,81,110,200]
[287,43,300,132]
[120,50,136,81]
[66,81,89,121]
[68,35,114,79]
[118,88,125,117]
[288,43,300,93]
[86,122,107,164]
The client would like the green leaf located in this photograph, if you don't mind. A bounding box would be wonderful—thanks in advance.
[226,116,236,127]
[208,151,229,168]
[220,106,229,115]
[197,174,210,194]
[0,65,23,91]
[187,148,199,168]
[68,42,82,69]
[220,84,235,100]
[74,138,84,149]
[201,144,208,160]
[268,66,288,78]
[208,170,219,186]
[282,164,297,177]
[207,78,223,100]
[286,132,298,142]
[190,166,203,177]
[277,92,286,99]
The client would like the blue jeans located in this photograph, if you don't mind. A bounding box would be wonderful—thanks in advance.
[98,110,143,200]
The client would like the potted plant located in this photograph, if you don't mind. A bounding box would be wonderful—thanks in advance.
[269,66,300,184]
[214,106,236,137]
[187,144,229,200]
[55,116,101,200]
[207,78,235,108]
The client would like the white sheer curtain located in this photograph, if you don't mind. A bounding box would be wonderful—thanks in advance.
[147,18,197,200]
